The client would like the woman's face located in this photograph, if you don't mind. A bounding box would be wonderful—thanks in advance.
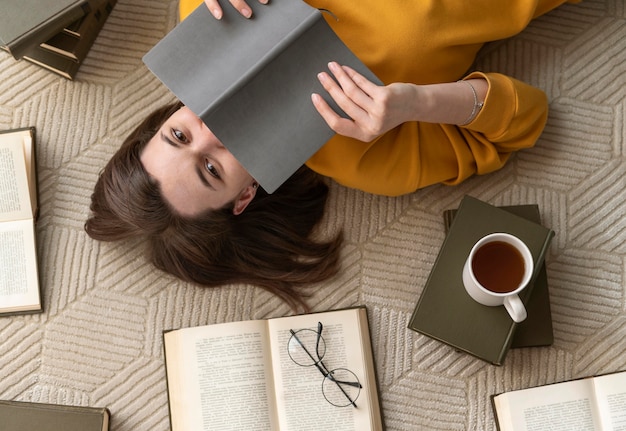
[141,106,257,217]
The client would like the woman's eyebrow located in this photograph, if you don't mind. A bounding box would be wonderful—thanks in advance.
[195,166,215,190]
[161,131,179,147]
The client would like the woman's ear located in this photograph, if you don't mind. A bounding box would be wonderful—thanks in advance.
[232,183,258,215]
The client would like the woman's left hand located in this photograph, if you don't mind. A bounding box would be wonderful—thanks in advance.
[311,62,417,142]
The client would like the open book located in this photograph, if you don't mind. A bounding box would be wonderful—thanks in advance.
[143,0,381,193]
[492,370,626,430]
[0,128,41,315]
[163,307,383,431]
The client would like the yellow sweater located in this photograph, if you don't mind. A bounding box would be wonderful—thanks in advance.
[178,0,574,195]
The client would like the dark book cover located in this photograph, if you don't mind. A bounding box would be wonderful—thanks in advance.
[22,47,80,80]
[408,195,555,365]
[0,400,110,431]
[444,204,554,349]
[0,0,89,59]
[23,0,116,80]
[39,0,117,62]
[63,14,89,38]
[142,0,381,193]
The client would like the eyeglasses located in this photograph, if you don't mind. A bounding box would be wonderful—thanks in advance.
[287,321,362,408]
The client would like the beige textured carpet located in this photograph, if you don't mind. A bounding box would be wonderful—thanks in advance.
[1,0,625,430]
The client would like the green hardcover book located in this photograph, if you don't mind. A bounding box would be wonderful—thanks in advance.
[39,0,117,62]
[21,47,80,80]
[0,0,89,59]
[0,400,110,431]
[443,204,554,349]
[408,195,555,365]
[23,0,116,80]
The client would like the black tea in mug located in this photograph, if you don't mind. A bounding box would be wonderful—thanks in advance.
[471,241,525,293]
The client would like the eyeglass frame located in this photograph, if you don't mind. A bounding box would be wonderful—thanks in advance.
[287,321,362,408]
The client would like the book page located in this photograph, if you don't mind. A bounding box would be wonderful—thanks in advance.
[493,378,603,431]
[267,308,382,431]
[163,320,279,431]
[593,371,626,431]
[22,135,37,215]
[0,219,40,313]
[0,133,34,223]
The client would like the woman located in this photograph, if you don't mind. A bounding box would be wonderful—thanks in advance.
[86,0,576,311]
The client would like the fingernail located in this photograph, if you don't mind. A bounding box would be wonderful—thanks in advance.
[242,7,252,18]
[213,8,222,19]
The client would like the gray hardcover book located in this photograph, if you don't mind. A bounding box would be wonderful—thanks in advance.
[0,0,88,59]
[143,0,381,193]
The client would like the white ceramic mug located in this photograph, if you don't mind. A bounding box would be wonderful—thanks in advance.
[462,233,533,323]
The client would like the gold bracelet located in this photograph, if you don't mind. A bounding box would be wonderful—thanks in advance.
[458,80,484,125]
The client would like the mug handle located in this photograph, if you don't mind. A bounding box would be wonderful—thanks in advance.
[504,295,527,323]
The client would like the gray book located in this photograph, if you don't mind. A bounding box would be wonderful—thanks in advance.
[0,0,89,59]
[143,0,381,193]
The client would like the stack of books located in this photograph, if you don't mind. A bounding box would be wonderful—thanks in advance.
[408,195,556,365]
[0,0,116,80]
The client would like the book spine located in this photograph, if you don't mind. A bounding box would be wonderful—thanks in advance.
[22,48,79,80]
[495,228,554,364]
[6,1,89,59]
[40,0,117,63]
[23,0,116,80]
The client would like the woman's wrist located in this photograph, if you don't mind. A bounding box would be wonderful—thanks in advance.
[409,79,488,125]
[458,80,484,125]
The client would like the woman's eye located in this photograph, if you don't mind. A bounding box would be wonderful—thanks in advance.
[171,128,187,143]
[205,161,220,178]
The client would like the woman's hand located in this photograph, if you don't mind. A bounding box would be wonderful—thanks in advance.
[312,63,489,141]
[204,0,269,19]
[312,62,418,142]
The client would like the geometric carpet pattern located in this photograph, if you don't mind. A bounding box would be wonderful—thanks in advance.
[1,0,625,429]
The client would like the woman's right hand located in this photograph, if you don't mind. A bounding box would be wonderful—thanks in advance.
[204,0,269,19]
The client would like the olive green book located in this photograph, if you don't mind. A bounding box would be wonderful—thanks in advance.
[0,400,110,430]
[0,0,89,59]
[39,0,117,62]
[408,195,555,365]
[23,0,116,80]
[443,203,554,349]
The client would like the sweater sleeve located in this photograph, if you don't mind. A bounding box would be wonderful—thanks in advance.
[445,71,549,184]
[305,71,548,195]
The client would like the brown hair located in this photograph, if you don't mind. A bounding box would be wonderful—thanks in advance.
[85,102,343,312]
